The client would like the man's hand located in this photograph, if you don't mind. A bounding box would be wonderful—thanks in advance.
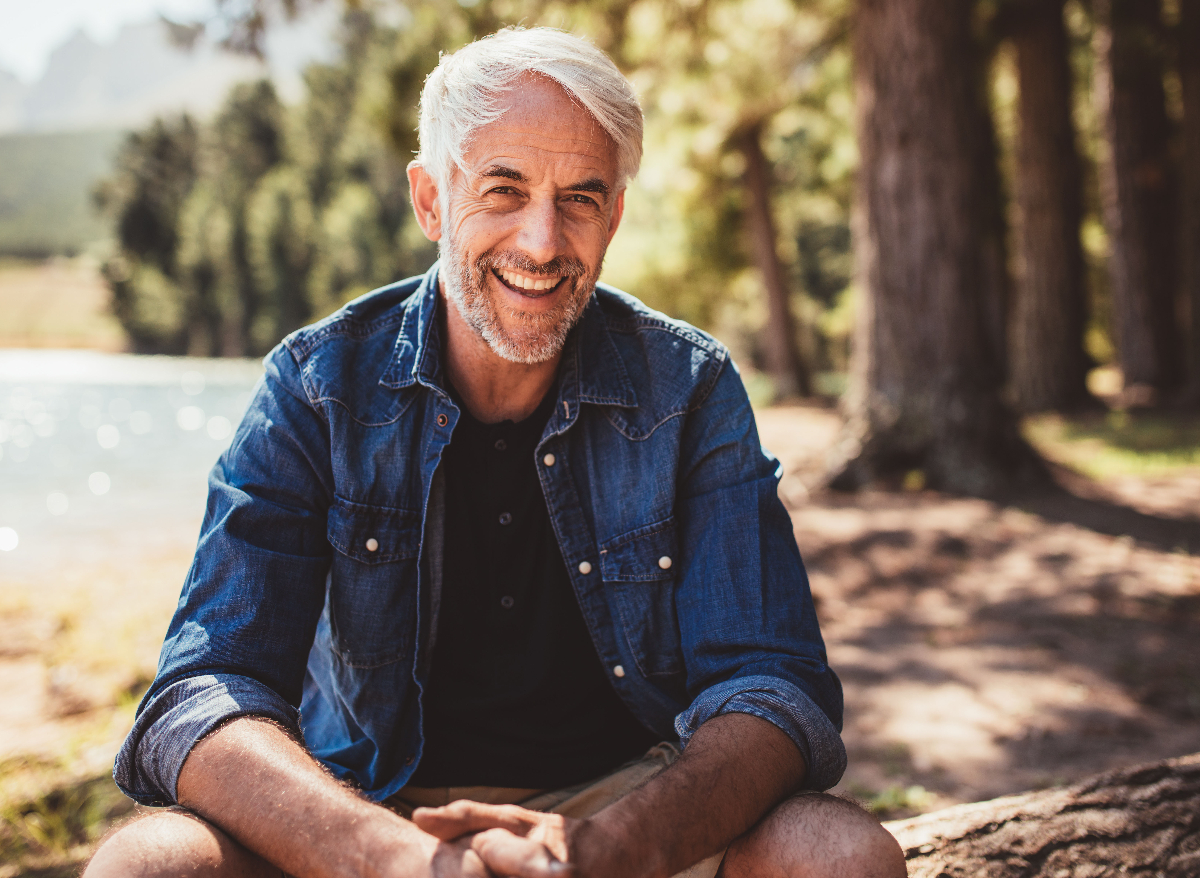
[414,801,577,877]
[417,714,806,877]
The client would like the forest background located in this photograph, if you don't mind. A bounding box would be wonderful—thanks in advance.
[2,0,1200,875]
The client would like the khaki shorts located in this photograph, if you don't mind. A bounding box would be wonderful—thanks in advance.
[387,742,724,877]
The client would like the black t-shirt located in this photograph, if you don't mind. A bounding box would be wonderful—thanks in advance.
[408,383,660,789]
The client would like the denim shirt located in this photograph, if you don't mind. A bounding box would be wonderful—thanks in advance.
[113,263,846,806]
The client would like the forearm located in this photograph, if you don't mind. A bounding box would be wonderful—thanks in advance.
[177,716,437,876]
[577,713,806,876]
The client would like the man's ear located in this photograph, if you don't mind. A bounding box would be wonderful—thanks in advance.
[606,189,626,245]
[407,161,443,242]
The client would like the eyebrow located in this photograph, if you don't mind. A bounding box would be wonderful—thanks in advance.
[481,164,526,183]
[566,177,611,199]
[479,165,611,201]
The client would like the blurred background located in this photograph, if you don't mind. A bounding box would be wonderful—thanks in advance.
[0,0,1198,874]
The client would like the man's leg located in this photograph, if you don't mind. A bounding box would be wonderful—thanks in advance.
[84,808,283,878]
[721,792,907,878]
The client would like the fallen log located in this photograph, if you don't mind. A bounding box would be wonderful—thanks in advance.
[884,752,1200,877]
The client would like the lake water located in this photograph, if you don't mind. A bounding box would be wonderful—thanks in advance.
[0,350,264,577]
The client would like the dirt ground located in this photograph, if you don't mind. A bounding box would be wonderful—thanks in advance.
[757,406,1200,816]
[1,403,1198,874]
[0,259,124,352]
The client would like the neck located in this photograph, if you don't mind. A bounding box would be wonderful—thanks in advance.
[441,289,562,424]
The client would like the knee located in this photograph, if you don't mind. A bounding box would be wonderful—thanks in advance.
[84,808,280,878]
[723,792,907,878]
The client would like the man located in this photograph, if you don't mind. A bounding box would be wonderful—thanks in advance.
[88,27,905,877]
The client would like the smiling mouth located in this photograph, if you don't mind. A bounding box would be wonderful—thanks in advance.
[493,268,566,297]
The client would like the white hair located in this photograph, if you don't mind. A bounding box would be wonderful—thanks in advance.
[415,27,643,191]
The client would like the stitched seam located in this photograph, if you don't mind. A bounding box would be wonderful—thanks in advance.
[603,520,674,552]
[309,393,416,427]
[688,348,730,413]
[605,407,688,441]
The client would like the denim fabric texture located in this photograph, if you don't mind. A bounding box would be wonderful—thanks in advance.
[113,263,846,806]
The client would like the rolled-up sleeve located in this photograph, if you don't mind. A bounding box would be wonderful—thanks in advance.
[672,360,846,791]
[113,340,336,806]
[114,674,300,805]
[674,675,847,792]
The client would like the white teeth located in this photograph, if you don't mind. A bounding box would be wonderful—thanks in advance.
[499,269,561,292]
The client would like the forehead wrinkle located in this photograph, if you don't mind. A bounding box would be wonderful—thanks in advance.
[474,131,611,161]
[468,148,613,186]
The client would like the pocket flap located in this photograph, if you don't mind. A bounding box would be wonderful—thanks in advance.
[327,497,421,563]
[599,517,677,582]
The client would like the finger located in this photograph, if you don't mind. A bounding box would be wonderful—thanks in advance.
[431,840,491,878]
[472,828,574,878]
[413,801,539,840]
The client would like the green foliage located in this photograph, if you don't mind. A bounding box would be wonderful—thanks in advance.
[0,130,124,258]
[97,1,855,364]
[93,10,451,356]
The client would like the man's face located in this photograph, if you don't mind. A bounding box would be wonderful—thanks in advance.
[435,76,625,364]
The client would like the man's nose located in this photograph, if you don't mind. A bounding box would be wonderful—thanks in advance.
[516,196,566,266]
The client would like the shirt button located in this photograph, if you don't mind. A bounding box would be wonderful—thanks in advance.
[658,555,672,570]
[543,453,556,466]
[498,512,512,526]
[436,413,448,427]
[494,439,507,451]
[365,538,379,552]
[578,560,592,575]
[613,665,626,678]
[500,595,515,609]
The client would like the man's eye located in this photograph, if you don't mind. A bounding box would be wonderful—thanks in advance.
[566,194,599,206]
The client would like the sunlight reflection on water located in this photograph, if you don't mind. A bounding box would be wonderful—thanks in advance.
[0,350,264,566]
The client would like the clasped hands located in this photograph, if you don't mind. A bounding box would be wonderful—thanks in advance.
[413,800,592,877]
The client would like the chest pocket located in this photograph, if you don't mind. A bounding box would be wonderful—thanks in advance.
[600,517,684,677]
[326,497,422,668]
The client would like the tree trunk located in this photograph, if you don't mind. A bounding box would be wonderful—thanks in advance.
[830,0,1044,495]
[1183,0,1200,400]
[885,752,1200,877]
[737,123,811,399]
[1009,0,1092,412]
[1093,0,1181,401]
[973,51,1011,393]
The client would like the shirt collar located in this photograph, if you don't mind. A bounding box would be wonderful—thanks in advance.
[379,261,638,413]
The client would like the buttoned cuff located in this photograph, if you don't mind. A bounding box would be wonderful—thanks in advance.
[113,673,300,806]
[674,674,847,791]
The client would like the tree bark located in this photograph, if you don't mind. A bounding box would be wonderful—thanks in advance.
[830,0,1044,496]
[1009,0,1092,412]
[1093,0,1182,400]
[885,752,1200,877]
[1182,0,1200,400]
[737,123,812,399]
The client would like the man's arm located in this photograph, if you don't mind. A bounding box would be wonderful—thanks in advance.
[414,712,804,877]
[581,712,804,875]
[177,717,492,877]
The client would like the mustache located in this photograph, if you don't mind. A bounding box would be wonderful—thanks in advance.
[476,249,588,278]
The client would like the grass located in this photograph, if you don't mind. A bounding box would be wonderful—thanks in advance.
[1024,410,1200,480]
[0,130,123,258]
[0,769,137,878]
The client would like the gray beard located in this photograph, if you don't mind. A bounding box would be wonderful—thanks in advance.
[439,232,599,365]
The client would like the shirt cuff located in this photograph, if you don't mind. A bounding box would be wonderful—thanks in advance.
[113,673,300,806]
[673,674,847,791]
